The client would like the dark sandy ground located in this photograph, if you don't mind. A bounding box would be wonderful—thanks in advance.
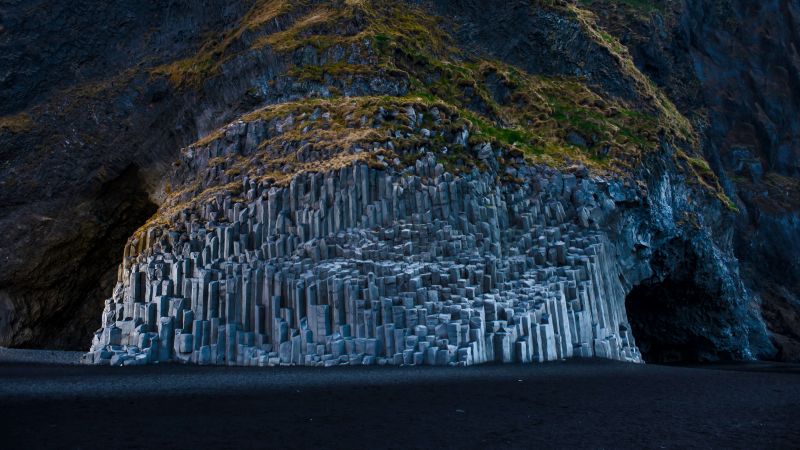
[1,349,798,449]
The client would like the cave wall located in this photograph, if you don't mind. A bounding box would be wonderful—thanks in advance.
[0,166,157,349]
[625,240,761,363]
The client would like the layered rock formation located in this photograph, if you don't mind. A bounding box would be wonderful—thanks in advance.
[81,89,767,365]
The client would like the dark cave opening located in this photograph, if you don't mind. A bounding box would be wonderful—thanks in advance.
[33,164,159,350]
[625,277,732,364]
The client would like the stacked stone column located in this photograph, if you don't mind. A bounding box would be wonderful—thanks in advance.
[84,155,641,366]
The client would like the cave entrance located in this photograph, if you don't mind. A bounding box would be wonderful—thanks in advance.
[39,164,158,350]
[625,277,730,364]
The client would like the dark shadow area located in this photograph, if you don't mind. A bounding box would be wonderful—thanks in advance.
[1,361,798,449]
[19,164,158,350]
[624,238,750,364]
[626,279,730,364]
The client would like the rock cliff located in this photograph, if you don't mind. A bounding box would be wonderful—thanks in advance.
[581,0,800,360]
[0,0,791,364]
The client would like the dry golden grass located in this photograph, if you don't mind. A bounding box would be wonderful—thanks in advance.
[0,112,33,133]
[142,0,730,232]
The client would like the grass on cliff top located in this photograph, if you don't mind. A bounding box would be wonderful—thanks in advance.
[256,0,454,55]
[147,0,696,173]
[172,0,686,176]
[412,60,662,171]
[193,94,469,161]
[151,0,307,88]
[675,149,738,212]
[153,0,454,88]
[152,0,726,214]
[564,0,732,207]
[566,3,695,142]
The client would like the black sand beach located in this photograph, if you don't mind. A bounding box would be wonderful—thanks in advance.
[1,351,798,449]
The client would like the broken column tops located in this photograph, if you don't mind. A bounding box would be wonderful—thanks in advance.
[83,155,641,367]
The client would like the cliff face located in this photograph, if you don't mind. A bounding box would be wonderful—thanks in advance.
[0,0,791,363]
[0,0,266,348]
[681,0,800,362]
[582,0,800,360]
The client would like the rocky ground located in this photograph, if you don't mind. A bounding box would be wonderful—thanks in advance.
[0,358,798,449]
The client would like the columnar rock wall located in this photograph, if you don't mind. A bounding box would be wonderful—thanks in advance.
[83,156,641,366]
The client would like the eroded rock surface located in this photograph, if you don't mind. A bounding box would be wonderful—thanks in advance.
[82,94,770,366]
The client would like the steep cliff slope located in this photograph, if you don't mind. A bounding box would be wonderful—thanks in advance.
[581,0,800,360]
[0,0,788,363]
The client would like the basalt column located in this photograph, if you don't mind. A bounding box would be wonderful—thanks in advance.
[84,158,641,367]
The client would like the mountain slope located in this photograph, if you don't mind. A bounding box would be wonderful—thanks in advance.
[580,0,800,360]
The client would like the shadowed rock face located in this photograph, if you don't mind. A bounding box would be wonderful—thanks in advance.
[0,0,249,115]
[430,0,644,104]
[583,0,800,360]
[0,0,792,362]
[625,238,765,363]
[0,165,157,349]
[687,0,800,362]
[0,0,265,349]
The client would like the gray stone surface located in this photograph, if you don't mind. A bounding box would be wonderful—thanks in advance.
[85,156,642,367]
